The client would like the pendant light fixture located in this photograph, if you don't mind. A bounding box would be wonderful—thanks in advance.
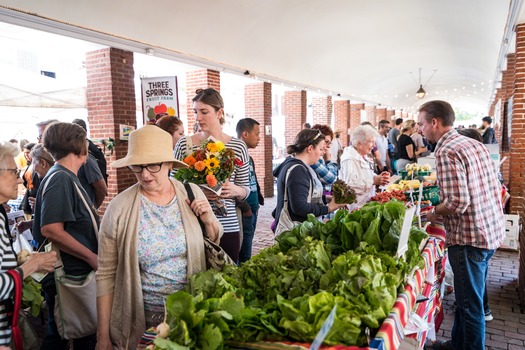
[416,68,426,99]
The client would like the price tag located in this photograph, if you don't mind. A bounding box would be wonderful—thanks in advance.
[396,205,416,258]
[310,305,337,350]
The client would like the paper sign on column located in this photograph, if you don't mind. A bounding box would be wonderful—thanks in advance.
[396,205,416,258]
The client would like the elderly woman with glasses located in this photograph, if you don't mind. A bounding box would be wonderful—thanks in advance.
[339,125,390,208]
[272,129,347,235]
[96,125,222,350]
[174,88,250,263]
[0,141,56,347]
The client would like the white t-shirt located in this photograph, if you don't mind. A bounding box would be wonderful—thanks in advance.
[375,135,389,167]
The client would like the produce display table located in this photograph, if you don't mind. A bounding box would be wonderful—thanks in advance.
[231,226,446,350]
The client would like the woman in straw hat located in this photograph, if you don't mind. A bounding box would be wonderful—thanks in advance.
[96,125,223,349]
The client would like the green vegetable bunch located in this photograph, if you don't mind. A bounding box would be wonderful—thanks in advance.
[332,179,357,204]
[22,278,44,317]
[153,201,429,350]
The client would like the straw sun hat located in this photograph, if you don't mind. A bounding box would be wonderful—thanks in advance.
[111,125,187,169]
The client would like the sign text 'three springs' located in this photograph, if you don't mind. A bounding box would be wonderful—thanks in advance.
[141,76,180,124]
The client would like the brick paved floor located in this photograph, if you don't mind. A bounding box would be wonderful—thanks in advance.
[253,194,525,349]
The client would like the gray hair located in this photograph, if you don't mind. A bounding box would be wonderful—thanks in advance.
[0,141,19,164]
[351,125,380,145]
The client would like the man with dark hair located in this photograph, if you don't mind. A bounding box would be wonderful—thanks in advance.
[72,118,108,185]
[418,100,505,350]
[236,118,263,263]
[375,120,392,173]
[387,118,403,160]
[481,116,497,144]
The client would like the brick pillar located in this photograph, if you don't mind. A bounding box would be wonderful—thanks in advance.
[376,108,387,123]
[365,105,376,125]
[401,111,409,118]
[334,100,350,146]
[312,96,332,126]
[283,90,307,148]
[500,53,516,186]
[244,82,274,198]
[350,103,365,140]
[185,69,220,132]
[86,48,137,214]
[386,109,395,121]
[512,23,525,309]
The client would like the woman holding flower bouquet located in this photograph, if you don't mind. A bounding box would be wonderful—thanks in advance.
[174,88,250,263]
[96,125,223,349]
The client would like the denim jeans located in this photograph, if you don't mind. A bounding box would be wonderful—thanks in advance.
[239,209,258,263]
[448,245,494,350]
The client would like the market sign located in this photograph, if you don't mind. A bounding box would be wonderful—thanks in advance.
[140,76,179,124]
[396,205,416,259]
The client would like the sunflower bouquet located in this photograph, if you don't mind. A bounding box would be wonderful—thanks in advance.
[174,138,241,215]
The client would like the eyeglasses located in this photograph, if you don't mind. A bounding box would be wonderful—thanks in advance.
[128,163,163,174]
[0,168,21,177]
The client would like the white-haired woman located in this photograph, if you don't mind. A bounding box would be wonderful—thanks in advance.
[0,141,56,346]
[339,125,390,207]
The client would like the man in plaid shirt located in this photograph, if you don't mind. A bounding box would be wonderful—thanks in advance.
[419,101,505,350]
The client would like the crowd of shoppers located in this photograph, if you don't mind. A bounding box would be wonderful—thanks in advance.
[0,94,506,349]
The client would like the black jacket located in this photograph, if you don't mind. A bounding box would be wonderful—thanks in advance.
[272,157,328,225]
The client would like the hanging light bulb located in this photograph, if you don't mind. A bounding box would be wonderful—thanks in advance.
[416,68,426,99]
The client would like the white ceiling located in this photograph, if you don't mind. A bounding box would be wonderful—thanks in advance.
[0,0,522,116]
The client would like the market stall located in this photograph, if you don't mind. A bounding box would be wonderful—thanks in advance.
[147,174,447,350]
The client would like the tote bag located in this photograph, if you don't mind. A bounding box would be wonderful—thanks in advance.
[274,164,312,236]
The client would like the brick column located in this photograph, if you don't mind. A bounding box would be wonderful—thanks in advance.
[386,109,395,121]
[334,100,350,146]
[85,48,137,214]
[283,90,307,148]
[401,111,409,118]
[512,23,525,309]
[244,82,273,198]
[365,105,376,125]
[500,53,516,186]
[185,69,220,132]
[376,108,387,123]
[312,96,332,126]
[350,103,364,134]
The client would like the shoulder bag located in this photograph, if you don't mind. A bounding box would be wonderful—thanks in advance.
[41,171,98,339]
[275,164,312,236]
[184,182,236,270]
[6,269,23,350]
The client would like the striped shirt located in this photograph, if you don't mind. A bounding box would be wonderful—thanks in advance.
[435,129,505,249]
[0,212,22,345]
[174,136,250,233]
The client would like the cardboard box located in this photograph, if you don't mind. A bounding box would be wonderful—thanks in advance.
[504,214,520,228]
[500,225,519,251]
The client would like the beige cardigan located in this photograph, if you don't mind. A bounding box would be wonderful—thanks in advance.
[96,179,223,349]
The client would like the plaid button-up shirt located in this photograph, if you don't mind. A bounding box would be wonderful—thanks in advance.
[311,158,338,192]
[435,129,505,250]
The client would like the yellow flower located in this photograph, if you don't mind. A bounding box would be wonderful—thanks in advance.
[204,157,220,171]
[215,141,225,152]
[207,142,219,153]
